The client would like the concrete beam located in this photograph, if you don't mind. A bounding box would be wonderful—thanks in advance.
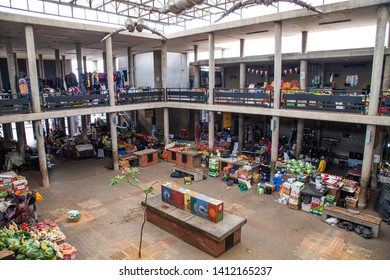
[1,102,390,127]
[191,48,388,67]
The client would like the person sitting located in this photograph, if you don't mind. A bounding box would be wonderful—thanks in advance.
[4,189,14,202]
[317,156,327,173]
[12,196,32,224]
[27,191,38,222]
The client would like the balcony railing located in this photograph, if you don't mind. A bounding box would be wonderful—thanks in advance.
[116,88,164,105]
[1,88,389,118]
[281,92,366,114]
[0,94,31,115]
[214,88,271,107]
[42,94,109,111]
[166,88,208,103]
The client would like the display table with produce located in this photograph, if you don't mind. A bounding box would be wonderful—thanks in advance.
[0,220,77,260]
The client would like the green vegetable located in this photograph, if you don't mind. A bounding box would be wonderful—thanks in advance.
[44,247,55,259]
[16,254,26,260]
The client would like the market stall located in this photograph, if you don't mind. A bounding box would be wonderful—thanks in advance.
[0,220,77,260]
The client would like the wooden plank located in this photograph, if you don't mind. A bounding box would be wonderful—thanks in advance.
[173,165,203,182]
[323,205,381,224]
[322,205,381,238]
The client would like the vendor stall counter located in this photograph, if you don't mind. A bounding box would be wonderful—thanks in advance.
[167,148,202,168]
[134,149,159,167]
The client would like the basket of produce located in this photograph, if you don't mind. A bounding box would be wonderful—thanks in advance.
[67,210,81,222]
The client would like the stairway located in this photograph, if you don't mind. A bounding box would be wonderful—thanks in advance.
[120,111,132,126]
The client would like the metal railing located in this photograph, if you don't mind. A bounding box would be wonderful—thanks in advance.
[1,88,389,118]
[166,88,208,103]
[116,88,164,105]
[281,92,366,114]
[214,88,271,107]
[42,94,109,111]
[0,93,31,115]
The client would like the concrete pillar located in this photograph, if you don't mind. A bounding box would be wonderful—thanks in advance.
[208,32,215,104]
[81,115,88,135]
[300,31,308,90]
[382,20,390,90]
[83,55,87,74]
[76,42,83,86]
[360,5,388,208]
[153,50,163,88]
[238,114,244,151]
[240,38,245,58]
[59,118,66,132]
[109,112,119,171]
[61,55,67,90]
[371,127,385,189]
[301,31,308,54]
[38,54,45,79]
[45,119,50,135]
[105,37,115,107]
[239,63,246,89]
[14,53,19,77]
[105,38,118,170]
[271,21,282,176]
[16,122,26,162]
[161,40,167,90]
[66,117,72,136]
[33,120,49,187]
[239,38,246,89]
[300,60,308,91]
[164,108,169,145]
[55,49,61,78]
[208,111,215,153]
[25,25,40,114]
[103,51,107,73]
[2,124,13,139]
[127,47,134,87]
[194,45,200,88]
[6,38,17,99]
[296,119,304,158]
[194,110,199,140]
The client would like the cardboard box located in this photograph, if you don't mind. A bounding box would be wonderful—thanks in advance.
[310,196,325,216]
[301,202,311,212]
[346,196,358,209]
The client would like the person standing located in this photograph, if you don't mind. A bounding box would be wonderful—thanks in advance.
[27,191,38,222]
[12,196,32,224]
[317,156,327,173]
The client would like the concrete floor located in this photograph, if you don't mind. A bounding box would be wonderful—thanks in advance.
[19,156,390,260]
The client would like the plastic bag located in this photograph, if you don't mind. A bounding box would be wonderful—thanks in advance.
[35,191,43,203]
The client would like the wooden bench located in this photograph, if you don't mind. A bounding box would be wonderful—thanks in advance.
[143,196,247,257]
[322,205,382,238]
[173,165,204,182]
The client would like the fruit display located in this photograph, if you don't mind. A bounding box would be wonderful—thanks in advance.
[0,220,75,260]
[286,159,317,174]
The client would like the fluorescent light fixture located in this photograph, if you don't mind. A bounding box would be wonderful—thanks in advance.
[319,19,351,26]
[193,39,208,43]
[246,30,269,35]
[42,34,69,40]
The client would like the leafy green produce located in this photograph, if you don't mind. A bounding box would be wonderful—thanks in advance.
[16,254,26,260]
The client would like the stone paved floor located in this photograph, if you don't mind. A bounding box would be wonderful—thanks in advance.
[19,157,390,260]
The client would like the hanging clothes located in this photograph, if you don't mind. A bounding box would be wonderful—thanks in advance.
[18,77,29,96]
[345,75,358,86]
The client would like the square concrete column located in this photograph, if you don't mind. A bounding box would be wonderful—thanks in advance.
[208,32,215,104]
[6,38,17,99]
[271,21,282,177]
[39,54,45,79]
[127,47,134,87]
